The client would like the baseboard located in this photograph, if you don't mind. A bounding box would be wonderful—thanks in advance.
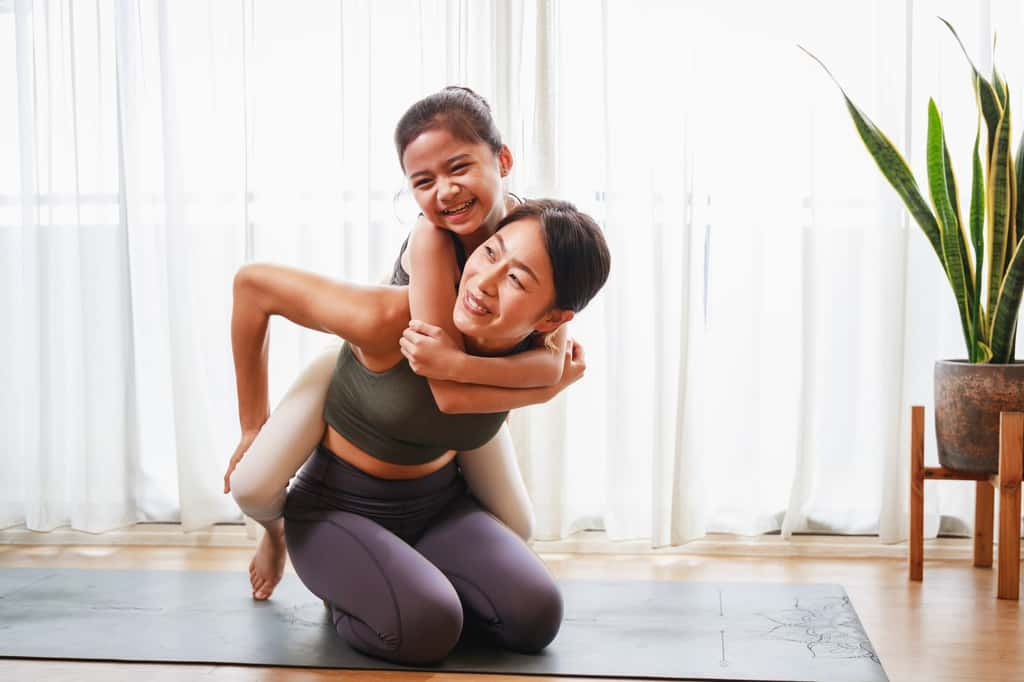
[0,523,984,560]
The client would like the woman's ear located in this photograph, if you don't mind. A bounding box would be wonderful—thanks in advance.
[534,309,574,334]
[498,144,513,177]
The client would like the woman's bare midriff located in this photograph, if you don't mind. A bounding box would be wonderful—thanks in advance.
[321,424,457,480]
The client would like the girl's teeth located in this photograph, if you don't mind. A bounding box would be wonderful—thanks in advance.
[444,199,474,215]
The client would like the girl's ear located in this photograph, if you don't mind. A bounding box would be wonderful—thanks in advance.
[534,308,574,334]
[498,144,514,177]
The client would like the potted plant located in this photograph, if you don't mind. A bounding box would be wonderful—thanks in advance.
[804,19,1024,474]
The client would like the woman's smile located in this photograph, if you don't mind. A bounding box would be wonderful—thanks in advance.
[461,290,492,316]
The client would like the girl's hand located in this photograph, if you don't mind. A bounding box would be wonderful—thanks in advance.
[400,320,463,379]
[223,429,260,494]
[557,339,587,390]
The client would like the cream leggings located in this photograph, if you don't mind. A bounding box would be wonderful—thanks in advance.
[229,345,536,541]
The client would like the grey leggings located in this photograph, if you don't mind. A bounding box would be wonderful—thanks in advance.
[283,445,563,665]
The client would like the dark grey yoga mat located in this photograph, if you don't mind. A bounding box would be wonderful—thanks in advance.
[0,568,887,681]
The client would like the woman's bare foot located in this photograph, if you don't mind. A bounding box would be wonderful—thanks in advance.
[249,519,286,600]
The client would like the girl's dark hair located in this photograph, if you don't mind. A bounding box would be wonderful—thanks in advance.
[394,86,503,169]
[495,199,611,313]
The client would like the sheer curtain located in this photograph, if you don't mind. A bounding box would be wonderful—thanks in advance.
[520,0,1024,543]
[3,0,1021,543]
[1,0,548,533]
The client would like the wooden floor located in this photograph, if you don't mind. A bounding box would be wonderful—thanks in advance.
[0,544,1021,682]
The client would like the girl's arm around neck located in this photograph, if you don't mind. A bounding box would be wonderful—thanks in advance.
[433,338,586,414]
[448,326,567,387]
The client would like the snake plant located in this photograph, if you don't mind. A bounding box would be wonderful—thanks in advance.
[803,19,1024,364]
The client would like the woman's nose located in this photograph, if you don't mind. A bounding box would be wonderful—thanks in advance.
[476,263,503,293]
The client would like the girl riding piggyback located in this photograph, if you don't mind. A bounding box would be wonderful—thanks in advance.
[227,87,580,601]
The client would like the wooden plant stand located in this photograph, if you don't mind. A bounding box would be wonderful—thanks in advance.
[909,405,1023,599]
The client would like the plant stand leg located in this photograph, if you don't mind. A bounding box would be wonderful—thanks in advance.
[997,412,1022,600]
[974,479,994,568]
[910,406,924,581]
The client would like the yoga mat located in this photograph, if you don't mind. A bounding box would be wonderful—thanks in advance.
[0,568,887,681]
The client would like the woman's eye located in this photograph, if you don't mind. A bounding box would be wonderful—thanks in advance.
[485,245,495,259]
[413,180,432,189]
[509,273,524,289]
[452,164,470,173]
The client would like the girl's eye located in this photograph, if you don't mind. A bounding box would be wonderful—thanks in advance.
[413,179,432,189]
[509,273,524,289]
[484,245,495,260]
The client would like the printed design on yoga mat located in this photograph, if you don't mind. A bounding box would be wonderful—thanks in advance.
[755,594,880,663]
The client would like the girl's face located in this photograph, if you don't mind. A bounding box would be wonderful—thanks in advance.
[402,127,512,236]
[453,217,572,351]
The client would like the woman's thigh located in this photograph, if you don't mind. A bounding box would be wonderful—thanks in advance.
[284,509,463,664]
[413,495,563,653]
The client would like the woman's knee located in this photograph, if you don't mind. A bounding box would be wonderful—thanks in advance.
[331,569,463,665]
[393,585,463,664]
[499,575,563,653]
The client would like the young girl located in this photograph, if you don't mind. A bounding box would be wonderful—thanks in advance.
[225,87,570,600]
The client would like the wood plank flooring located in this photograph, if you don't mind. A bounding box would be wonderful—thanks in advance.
[0,544,1021,682]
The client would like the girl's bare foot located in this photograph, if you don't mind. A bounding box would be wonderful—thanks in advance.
[249,520,286,600]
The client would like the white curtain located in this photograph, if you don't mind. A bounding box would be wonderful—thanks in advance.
[3,0,1022,543]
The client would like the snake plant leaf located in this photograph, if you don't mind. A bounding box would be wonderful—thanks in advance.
[800,46,944,264]
[941,17,1003,161]
[1015,128,1024,253]
[995,76,1017,272]
[994,67,1008,108]
[988,94,1013,333]
[970,122,986,360]
[989,236,1024,362]
[975,339,994,363]
[942,124,976,316]
[928,99,974,350]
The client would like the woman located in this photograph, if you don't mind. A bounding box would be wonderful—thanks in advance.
[227,87,570,601]
[231,200,610,664]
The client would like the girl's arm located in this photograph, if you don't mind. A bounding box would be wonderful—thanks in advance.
[403,321,568,387]
[431,339,586,414]
[231,263,409,436]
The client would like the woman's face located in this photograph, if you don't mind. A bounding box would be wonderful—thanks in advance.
[402,127,511,236]
[453,217,571,350]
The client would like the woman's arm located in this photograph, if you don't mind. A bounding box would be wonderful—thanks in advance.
[432,338,586,414]
[231,263,409,436]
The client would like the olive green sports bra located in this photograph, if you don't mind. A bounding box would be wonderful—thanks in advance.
[323,342,509,465]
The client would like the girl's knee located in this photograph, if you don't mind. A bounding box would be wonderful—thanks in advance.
[229,466,285,522]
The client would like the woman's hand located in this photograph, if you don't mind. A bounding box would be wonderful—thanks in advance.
[400,320,464,380]
[223,429,260,494]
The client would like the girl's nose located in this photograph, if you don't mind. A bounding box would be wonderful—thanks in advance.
[438,178,460,201]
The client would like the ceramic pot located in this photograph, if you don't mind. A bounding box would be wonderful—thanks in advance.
[934,359,1024,474]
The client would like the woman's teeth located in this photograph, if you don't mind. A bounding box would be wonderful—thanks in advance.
[442,199,475,216]
[464,292,490,315]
